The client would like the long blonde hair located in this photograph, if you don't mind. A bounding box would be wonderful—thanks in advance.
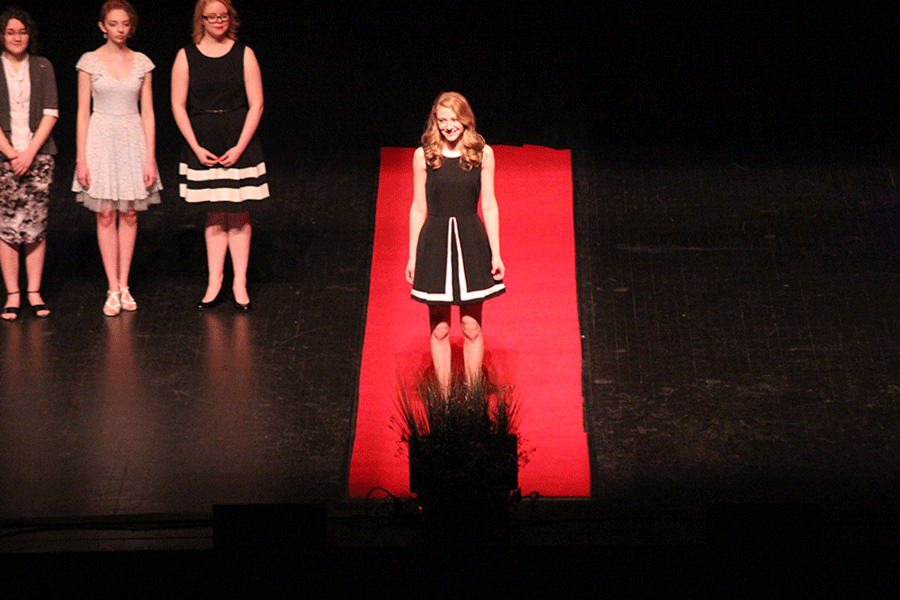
[192,0,240,45]
[421,92,485,171]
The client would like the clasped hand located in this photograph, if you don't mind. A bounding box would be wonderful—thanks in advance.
[9,148,36,177]
[195,145,241,168]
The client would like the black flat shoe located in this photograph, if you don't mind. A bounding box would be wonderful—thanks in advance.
[233,300,252,312]
[2,291,20,322]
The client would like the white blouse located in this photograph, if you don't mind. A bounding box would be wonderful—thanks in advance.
[2,54,59,152]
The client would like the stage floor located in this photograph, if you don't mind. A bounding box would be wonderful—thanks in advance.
[575,153,900,542]
[0,154,379,523]
[2,151,899,550]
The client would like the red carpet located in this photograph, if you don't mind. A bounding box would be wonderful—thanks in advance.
[349,145,589,497]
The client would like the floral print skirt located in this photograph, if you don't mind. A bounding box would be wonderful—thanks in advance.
[0,154,53,245]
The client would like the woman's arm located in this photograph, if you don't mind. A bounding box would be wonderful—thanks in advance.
[406,147,428,283]
[139,70,157,187]
[217,46,263,167]
[0,128,18,161]
[171,48,217,166]
[480,145,504,280]
[75,69,92,186]
[0,87,18,158]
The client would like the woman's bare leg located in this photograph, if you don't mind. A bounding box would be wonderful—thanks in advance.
[460,302,484,386]
[117,210,138,288]
[226,211,251,305]
[203,212,228,303]
[24,239,48,316]
[97,211,120,293]
[1,240,20,315]
[429,304,452,394]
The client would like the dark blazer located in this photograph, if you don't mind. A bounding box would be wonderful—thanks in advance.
[0,55,58,155]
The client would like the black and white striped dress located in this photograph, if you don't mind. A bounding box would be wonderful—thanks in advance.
[411,155,505,305]
[178,42,268,211]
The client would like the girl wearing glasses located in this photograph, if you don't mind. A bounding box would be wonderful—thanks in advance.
[171,0,267,311]
[0,7,57,321]
[73,1,162,316]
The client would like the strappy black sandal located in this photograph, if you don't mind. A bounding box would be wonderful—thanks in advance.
[2,291,21,322]
[27,290,49,318]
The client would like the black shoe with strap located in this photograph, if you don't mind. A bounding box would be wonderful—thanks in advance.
[2,291,21,321]
[27,290,49,318]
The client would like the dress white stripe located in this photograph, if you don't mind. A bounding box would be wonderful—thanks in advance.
[411,217,505,303]
[179,183,269,203]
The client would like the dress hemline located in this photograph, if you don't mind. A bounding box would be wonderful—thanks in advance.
[410,286,506,306]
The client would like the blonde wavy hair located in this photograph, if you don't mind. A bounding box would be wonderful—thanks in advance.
[421,92,485,171]
[192,0,240,45]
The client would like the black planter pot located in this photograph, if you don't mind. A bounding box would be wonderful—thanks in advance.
[408,433,518,545]
[408,433,518,496]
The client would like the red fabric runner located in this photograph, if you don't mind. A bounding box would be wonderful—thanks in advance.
[349,145,589,497]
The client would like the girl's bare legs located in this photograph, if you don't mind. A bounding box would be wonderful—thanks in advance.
[226,211,251,305]
[97,211,120,293]
[202,212,228,303]
[429,304,452,394]
[24,239,48,316]
[1,240,20,316]
[97,210,139,313]
[460,302,484,386]
[117,210,138,291]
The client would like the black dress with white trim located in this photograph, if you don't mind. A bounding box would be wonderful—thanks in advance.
[411,154,505,305]
[178,42,268,211]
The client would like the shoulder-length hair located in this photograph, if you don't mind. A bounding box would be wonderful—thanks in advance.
[192,0,240,45]
[421,92,485,171]
[100,0,138,36]
[0,6,39,55]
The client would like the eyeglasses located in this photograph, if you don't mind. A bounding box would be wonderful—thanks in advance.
[202,14,229,23]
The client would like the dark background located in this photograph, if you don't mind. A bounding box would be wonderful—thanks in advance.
[3,1,900,574]
[14,0,900,163]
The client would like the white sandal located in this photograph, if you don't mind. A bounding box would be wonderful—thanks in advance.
[103,291,121,317]
[119,286,137,311]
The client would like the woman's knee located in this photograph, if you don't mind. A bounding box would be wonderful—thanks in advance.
[97,211,116,228]
[431,320,451,341]
[120,210,138,227]
[460,315,482,341]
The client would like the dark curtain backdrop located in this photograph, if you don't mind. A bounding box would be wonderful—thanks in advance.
[14,0,900,161]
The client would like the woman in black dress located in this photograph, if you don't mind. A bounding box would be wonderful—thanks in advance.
[406,92,505,391]
[0,7,57,321]
[171,0,267,311]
